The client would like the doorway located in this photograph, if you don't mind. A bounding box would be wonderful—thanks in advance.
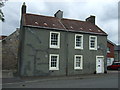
[96,56,104,73]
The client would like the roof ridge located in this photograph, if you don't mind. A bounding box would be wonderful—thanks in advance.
[25,13,86,22]
[25,13,56,18]
[62,18,85,22]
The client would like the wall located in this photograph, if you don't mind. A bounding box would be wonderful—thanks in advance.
[2,29,19,70]
[114,50,120,61]
[19,26,107,76]
[107,42,114,58]
[67,32,107,75]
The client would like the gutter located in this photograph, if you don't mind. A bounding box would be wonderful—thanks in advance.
[23,25,107,36]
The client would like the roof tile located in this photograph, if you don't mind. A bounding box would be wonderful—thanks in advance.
[23,13,107,35]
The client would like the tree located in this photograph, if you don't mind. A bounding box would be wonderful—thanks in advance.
[0,1,5,22]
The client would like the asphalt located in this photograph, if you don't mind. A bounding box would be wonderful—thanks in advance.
[2,70,119,84]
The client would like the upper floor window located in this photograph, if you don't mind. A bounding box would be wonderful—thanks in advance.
[75,34,83,49]
[49,54,59,70]
[50,31,60,48]
[74,55,83,69]
[107,47,110,53]
[89,36,97,50]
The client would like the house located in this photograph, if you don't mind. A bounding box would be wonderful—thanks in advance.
[114,45,120,62]
[107,40,115,66]
[2,28,19,70]
[18,3,108,77]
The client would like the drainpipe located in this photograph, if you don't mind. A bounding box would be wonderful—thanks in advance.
[65,29,69,76]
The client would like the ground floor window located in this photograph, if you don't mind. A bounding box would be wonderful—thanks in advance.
[74,55,83,69]
[49,54,59,70]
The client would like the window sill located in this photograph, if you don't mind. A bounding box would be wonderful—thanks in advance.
[50,46,60,49]
[75,47,83,50]
[89,48,97,50]
[74,68,83,70]
[49,69,59,70]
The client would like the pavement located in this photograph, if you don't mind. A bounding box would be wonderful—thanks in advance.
[1,70,119,84]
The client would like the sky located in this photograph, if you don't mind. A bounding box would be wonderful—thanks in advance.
[1,0,119,45]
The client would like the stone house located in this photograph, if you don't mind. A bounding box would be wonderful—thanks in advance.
[18,3,108,77]
[2,28,19,70]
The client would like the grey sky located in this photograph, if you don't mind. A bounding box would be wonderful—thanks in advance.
[1,0,119,45]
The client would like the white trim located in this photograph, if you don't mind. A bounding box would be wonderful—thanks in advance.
[74,55,83,70]
[49,31,60,49]
[75,34,83,49]
[49,54,59,70]
[96,56,104,73]
[89,35,97,50]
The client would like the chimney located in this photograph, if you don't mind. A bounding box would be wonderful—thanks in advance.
[86,15,95,24]
[54,10,63,19]
[21,2,26,15]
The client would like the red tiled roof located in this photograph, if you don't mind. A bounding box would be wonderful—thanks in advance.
[61,18,107,34]
[23,13,107,35]
[24,13,66,30]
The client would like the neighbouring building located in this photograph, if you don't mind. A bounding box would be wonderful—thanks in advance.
[0,35,7,42]
[2,28,19,70]
[107,40,115,66]
[18,3,108,77]
[114,45,120,62]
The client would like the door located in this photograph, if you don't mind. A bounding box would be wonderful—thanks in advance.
[96,56,104,73]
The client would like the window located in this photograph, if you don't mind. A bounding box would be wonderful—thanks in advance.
[107,47,110,53]
[107,58,111,65]
[74,55,83,69]
[50,32,60,48]
[49,54,59,70]
[89,36,97,50]
[75,34,83,49]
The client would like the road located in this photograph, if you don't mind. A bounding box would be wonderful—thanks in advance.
[1,71,119,88]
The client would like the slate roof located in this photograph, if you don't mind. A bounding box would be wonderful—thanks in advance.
[23,13,107,35]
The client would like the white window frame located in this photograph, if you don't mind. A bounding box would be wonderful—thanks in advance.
[49,54,59,70]
[89,36,97,50]
[50,31,60,49]
[75,34,83,49]
[74,55,83,70]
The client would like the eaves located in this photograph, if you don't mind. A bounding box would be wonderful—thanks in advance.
[23,25,108,36]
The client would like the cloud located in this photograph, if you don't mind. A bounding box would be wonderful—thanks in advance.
[1,0,119,45]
